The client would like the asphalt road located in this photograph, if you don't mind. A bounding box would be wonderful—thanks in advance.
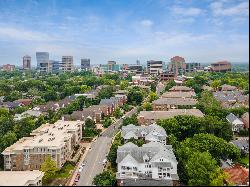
[77,108,137,186]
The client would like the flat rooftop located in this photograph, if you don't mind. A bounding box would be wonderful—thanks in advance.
[0,170,44,186]
[2,120,83,154]
[139,109,204,119]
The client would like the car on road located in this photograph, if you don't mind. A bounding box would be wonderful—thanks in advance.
[81,163,86,167]
[102,159,107,165]
[78,168,83,172]
[121,115,125,119]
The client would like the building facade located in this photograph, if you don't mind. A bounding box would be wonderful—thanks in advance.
[81,59,90,71]
[168,56,186,76]
[152,98,197,111]
[23,55,31,70]
[211,61,232,72]
[116,142,179,186]
[2,64,15,72]
[147,60,164,76]
[61,56,74,72]
[0,170,44,186]
[36,52,50,73]
[2,120,83,171]
[185,62,201,73]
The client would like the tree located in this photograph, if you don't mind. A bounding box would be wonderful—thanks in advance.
[127,87,144,105]
[103,117,112,128]
[93,170,116,186]
[179,133,240,161]
[85,118,96,129]
[149,92,158,102]
[114,107,122,119]
[120,80,129,90]
[210,168,230,186]
[143,102,152,111]
[122,114,138,126]
[41,156,59,183]
[165,80,176,91]
[122,104,130,112]
[186,151,218,186]
[80,85,91,93]
[211,80,222,91]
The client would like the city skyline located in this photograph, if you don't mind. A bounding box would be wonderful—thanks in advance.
[0,0,249,65]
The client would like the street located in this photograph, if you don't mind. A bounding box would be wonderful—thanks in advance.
[77,108,137,186]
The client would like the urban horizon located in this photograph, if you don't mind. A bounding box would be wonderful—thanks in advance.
[0,0,249,65]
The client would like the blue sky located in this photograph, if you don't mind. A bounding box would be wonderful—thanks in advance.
[0,0,249,66]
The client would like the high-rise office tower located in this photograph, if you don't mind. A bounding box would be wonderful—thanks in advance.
[50,60,60,74]
[36,52,49,73]
[23,55,31,70]
[61,56,74,72]
[81,59,90,71]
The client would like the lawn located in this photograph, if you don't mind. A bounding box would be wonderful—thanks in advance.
[238,155,249,167]
[54,162,75,178]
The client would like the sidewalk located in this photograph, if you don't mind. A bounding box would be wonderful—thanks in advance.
[66,142,91,186]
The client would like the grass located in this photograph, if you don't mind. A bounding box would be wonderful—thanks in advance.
[54,162,75,179]
[238,155,249,167]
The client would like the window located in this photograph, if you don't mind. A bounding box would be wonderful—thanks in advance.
[167,173,170,178]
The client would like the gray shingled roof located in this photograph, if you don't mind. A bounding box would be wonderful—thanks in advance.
[230,140,249,150]
[121,124,167,141]
[226,113,239,123]
[116,142,177,164]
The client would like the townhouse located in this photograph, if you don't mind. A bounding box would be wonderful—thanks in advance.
[152,98,197,111]
[226,113,245,133]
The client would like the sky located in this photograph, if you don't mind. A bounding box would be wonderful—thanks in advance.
[0,0,249,66]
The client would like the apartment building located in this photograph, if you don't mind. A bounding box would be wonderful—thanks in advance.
[160,71,175,81]
[211,61,232,72]
[152,98,197,111]
[116,142,179,186]
[61,56,74,72]
[0,170,44,186]
[168,56,186,76]
[2,120,83,171]
[121,123,167,145]
[2,64,15,72]
[138,109,204,125]
[127,64,143,74]
[23,55,31,70]
[147,60,164,76]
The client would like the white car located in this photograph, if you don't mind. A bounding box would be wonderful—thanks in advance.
[102,159,107,165]
[78,168,83,172]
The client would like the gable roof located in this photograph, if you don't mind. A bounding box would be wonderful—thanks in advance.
[226,113,243,124]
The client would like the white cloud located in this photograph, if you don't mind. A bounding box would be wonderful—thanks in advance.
[140,19,154,27]
[0,27,54,41]
[172,6,203,16]
[210,1,249,16]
